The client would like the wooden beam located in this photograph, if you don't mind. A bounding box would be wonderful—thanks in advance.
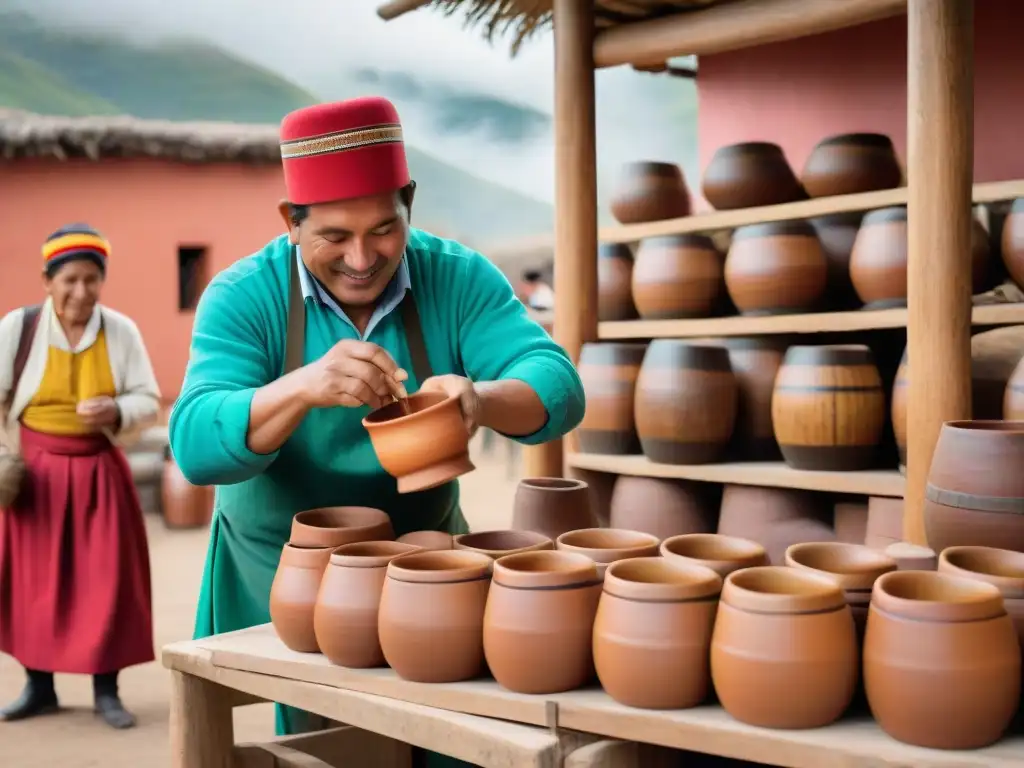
[593,0,907,69]
[905,0,974,546]
[376,0,431,22]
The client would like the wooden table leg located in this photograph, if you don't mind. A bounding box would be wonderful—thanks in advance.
[170,670,236,768]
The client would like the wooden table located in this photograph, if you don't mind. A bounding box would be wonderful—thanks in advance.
[163,624,1024,768]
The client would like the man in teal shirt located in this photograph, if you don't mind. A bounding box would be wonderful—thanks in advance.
[169,97,585,763]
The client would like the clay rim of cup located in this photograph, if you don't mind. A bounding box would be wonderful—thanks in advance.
[604,556,722,603]
[785,542,897,593]
[279,542,335,569]
[722,566,846,615]
[362,391,458,428]
[386,549,492,585]
[330,541,422,568]
[660,533,768,576]
[942,419,1024,437]
[396,531,455,550]
[453,530,553,558]
[938,546,1024,600]
[291,506,392,542]
[556,528,660,564]
[518,477,589,492]
[871,570,1006,623]
[492,550,599,589]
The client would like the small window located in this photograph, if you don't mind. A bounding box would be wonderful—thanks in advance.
[177,245,209,312]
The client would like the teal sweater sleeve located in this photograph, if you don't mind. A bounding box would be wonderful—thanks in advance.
[454,247,585,445]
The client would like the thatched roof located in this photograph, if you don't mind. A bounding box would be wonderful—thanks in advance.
[0,109,282,164]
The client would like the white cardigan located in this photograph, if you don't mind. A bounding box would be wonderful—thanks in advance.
[0,298,161,448]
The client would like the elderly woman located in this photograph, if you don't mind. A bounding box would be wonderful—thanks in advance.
[0,224,161,730]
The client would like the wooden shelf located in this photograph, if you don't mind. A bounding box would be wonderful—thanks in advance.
[598,302,1024,340]
[599,178,1024,244]
[566,453,905,497]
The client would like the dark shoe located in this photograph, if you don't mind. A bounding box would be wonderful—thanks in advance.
[0,682,58,722]
[94,694,136,729]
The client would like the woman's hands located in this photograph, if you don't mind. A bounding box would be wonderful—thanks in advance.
[77,396,121,430]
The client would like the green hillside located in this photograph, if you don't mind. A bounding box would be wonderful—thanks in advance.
[0,49,118,116]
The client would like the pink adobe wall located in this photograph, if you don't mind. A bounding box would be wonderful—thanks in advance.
[695,0,1023,209]
[0,158,287,399]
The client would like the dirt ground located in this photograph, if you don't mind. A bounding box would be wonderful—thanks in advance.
[0,434,523,767]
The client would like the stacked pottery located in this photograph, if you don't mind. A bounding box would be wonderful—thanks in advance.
[938,546,1024,653]
[711,567,858,728]
[594,558,722,709]
[609,162,690,224]
[864,571,1020,749]
[608,476,718,541]
[631,235,723,319]
[511,477,596,540]
[483,551,602,694]
[800,133,903,198]
[453,530,553,558]
[718,485,835,565]
[661,533,768,578]
[701,142,806,210]
[556,528,660,578]
[634,341,737,465]
[576,342,647,455]
[597,243,638,322]
[720,337,788,461]
[809,213,864,310]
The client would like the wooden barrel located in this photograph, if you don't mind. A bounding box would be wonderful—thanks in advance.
[721,337,788,461]
[631,234,723,320]
[771,344,886,471]
[576,342,647,454]
[891,348,908,470]
[634,340,737,464]
[597,243,638,322]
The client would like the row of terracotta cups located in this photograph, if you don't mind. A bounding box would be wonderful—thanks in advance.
[269,508,1023,752]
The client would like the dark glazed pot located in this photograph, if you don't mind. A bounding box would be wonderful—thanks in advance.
[800,133,903,198]
[453,530,553,558]
[771,345,886,471]
[161,457,214,529]
[724,220,828,315]
[631,234,723,320]
[609,476,718,541]
[597,243,638,322]
[1001,198,1024,290]
[634,341,737,465]
[511,478,595,540]
[808,212,864,310]
[576,342,647,455]
[609,161,690,224]
[721,337,788,461]
[701,142,806,210]
[290,506,395,549]
[718,484,835,565]
[269,544,334,653]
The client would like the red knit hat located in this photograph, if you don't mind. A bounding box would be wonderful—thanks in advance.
[279,97,411,205]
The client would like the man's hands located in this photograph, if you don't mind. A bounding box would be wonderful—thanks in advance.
[77,396,120,430]
[299,339,409,411]
[419,374,481,437]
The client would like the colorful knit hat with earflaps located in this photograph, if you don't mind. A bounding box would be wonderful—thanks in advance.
[41,223,110,277]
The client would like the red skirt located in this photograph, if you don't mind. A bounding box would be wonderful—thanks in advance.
[0,426,154,674]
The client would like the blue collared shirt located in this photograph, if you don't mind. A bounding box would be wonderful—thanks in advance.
[295,247,411,340]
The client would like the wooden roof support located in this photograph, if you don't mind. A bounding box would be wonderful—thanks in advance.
[376,0,432,21]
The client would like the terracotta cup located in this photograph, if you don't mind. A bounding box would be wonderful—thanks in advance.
[556,528,660,578]
[396,531,455,550]
[938,545,1024,653]
[660,533,768,578]
[290,506,395,549]
[269,544,335,653]
[511,478,596,540]
[453,530,553,558]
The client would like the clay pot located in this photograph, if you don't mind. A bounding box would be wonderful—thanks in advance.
[1000,198,1024,289]
[864,571,1021,749]
[609,162,690,224]
[833,499,869,544]
[631,235,723,320]
[885,542,937,571]
[808,212,863,310]
[711,566,858,729]
[608,476,718,541]
[594,557,722,709]
[576,342,647,455]
[800,133,903,198]
[377,550,492,683]
[924,420,1024,553]
[718,484,835,565]
[161,457,214,529]
[864,497,904,551]
[720,337,787,461]
[701,142,806,211]
[269,544,334,653]
[785,541,897,642]
[511,478,595,540]
[891,348,908,469]
[453,530,553,558]
[771,344,886,471]
[973,325,1024,420]
[483,551,601,694]
[1005,354,1024,419]
[660,533,767,578]
[313,541,421,668]
[290,506,395,549]
[597,243,637,322]
[395,531,454,550]
[556,528,660,577]
[724,221,828,315]
[363,392,474,494]
[938,546,1024,652]
[634,341,737,464]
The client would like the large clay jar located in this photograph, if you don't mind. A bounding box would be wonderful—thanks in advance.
[290,506,395,549]
[483,551,601,694]
[608,476,718,541]
[377,550,492,683]
[701,142,806,211]
[313,541,421,668]
[800,133,902,198]
[1005,354,1024,419]
[724,221,828,315]
[718,484,835,565]
[269,544,334,653]
[363,392,474,493]
[711,566,858,729]
[511,478,595,540]
[634,341,737,465]
[924,420,1024,553]
[161,455,215,529]
[1000,197,1024,289]
[771,344,886,471]
[609,161,690,224]
[396,530,454,550]
[556,528,660,578]
[577,342,647,455]
[720,337,787,461]
[973,325,1024,420]
[938,546,1024,653]
[891,348,908,470]
[631,235,723,320]
[808,212,863,310]
[594,557,722,709]
[864,570,1021,749]
[453,530,553,558]
[597,243,637,322]
[660,533,767,579]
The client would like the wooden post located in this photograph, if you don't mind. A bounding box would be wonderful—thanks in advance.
[905,0,974,545]
[521,0,598,479]
[170,671,236,768]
